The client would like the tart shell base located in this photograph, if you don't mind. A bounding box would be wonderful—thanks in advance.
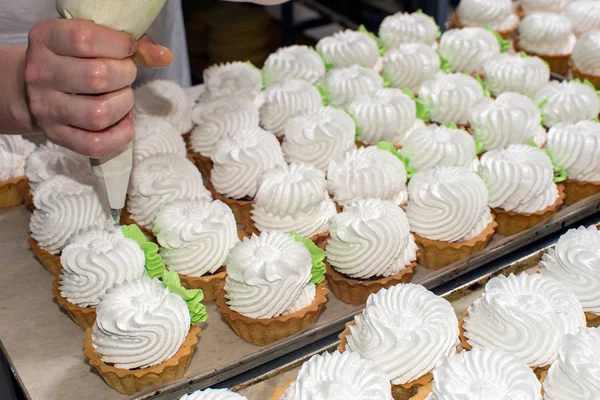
[570,61,600,90]
[514,36,570,76]
[0,176,28,208]
[52,277,96,329]
[563,179,600,206]
[451,12,518,40]
[28,233,62,276]
[177,269,227,302]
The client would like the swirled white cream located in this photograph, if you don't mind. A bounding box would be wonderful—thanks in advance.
[418,72,485,125]
[316,29,379,69]
[180,389,247,400]
[133,114,186,165]
[543,327,600,400]
[478,145,559,213]
[251,163,336,238]
[483,53,550,97]
[202,61,262,100]
[456,0,519,31]
[470,92,546,151]
[282,351,393,400]
[378,12,439,49]
[282,107,356,171]
[406,166,493,242]
[534,80,600,127]
[327,146,408,206]
[127,154,212,229]
[401,124,479,171]
[259,79,322,136]
[153,200,238,277]
[326,198,418,279]
[566,1,600,37]
[322,65,384,108]
[60,227,145,307]
[92,276,191,369]
[381,44,441,94]
[429,347,542,400]
[393,119,427,148]
[438,28,501,74]
[262,45,326,87]
[540,225,600,314]
[572,31,600,76]
[0,135,35,181]
[546,121,600,182]
[520,0,572,15]
[348,88,419,145]
[463,272,586,368]
[211,127,285,199]
[518,13,576,56]
[134,80,193,134]
[346,284,459,385]
[30,175,106,254]
[225,230,314,319]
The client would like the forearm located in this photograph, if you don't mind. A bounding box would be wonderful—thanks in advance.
[0,46,37,134]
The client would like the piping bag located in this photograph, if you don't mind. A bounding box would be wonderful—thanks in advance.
[56,0,168,223]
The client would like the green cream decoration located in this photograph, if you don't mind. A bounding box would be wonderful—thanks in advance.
[162,270,208,325]
[122,225,165,279]
[485,24,510,53]
[358,24,385,56]
[376,141,417,178]
[527,140,539,148]
[344,110,361,139]
[444,121,466,131]
[519,51,528,58]
[317,84,330,106]
[475,75,491,97]
[541,149,567,183]
[401,88,430,121]
[290,232,326,284]
[579,79,600,100]
[383,75,392,88]
[436,50,452,73]
[537,98,549,125]
[246,60,260,71]
[474,139,484,155]
[593,117,599,123]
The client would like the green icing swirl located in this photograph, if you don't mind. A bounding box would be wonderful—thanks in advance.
[162,270,208,325]
[485,24,510,53]
[436,50,452,74]
[121,225,165,279]
[401,88,430,121]
[344,110,361,139]
[317,84,331,106]
[290,232,326,284]
[358,25,385,56]
[475,75,491,97]
[376,141,417,178]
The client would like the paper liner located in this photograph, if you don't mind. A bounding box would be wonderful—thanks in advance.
[52,277,96,329]
[177,268,226,302]
[269,379,295,400]
[0,176,28,208]
[120,207,156,242]
[514,36,570,76]
[211,189,257,234]
[325,261,417,305]
[492,184,565,236]
[338,320,433,400]
[570,61,600,89]
[563,179,600,206]
[585,311,600,327]
[413,218,497,270]
[83,325,201,395]
[451,12,518,40]
[28,233,62,276]
[215,282,329,346]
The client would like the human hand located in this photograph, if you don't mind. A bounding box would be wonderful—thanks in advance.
[24,18,173,158]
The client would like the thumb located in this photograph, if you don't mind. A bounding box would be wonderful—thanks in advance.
[132,34,174,68]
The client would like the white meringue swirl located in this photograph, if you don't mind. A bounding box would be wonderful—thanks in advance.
[518,13,576,56]
[322,65,384,108]
[534,80,600,128]
[262,45,326,87]
[546,121,600,182]
[438,28,501,74]
[0,135,35,181]
[572,30,600,76]
[202,61,262,100]
[133,114,186,165]
[483,53,550,97]
[180,389,247,400]
[134,80,193,134]
[456,0,519,31]
[381,44,441,94]
[566,1,600,37]
[378,12,439,49]
[393,119,426,147]
[316,29,380,69]
[520,0,572,15]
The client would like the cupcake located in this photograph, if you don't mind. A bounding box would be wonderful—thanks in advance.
[215,231,328,346]
[478,144,564,236]
[438,27,502,75]
[181,389,247,400]
[483,53,550,97]
[378,11,439,49]
[134,79,193,134]
[519,0,572,15]
[0,135,35,207]
[401,124,479,172]
[470,92,546,151]
[153,199,239,300]
[405,166,496,269]
[320,65,384,108]
[347,88,426,146]
[132,114,186,165]
[546,121,600,205]
[210,127,285,230]
[515,13,577,75]
[418,72,485,126]
[125,154,212,234]
[281,106,356,172]
[540,225,600,326]
[325,198,418,305]
[259,79,322,137]
[54,226,146,329]
[566,1,600,37]
[316,29,380,70]
[273,351,392,400]
[534,80,600,128]
[381,43,442,94]
[29,175,107,276]
[327,146,408,207]
[250,163,336,244]
[262,45,326,87]
[202,61,262,101]
[84,275,206,394]
[542,327,600,399]
[338,284,459,400]
[454,0,520,38]
[427,347,542,400]
[571,31,600,88]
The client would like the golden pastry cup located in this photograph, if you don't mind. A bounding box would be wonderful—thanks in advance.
[310,230,330,250]
[52,277,96,329]
[23,186,35,212]
[28,233,62,276]
[269,379,295,400]
[215,281,329,346]
[188,151,214,183]
[83,325,201,395]
[414,218,497,270]
[120,207,156,242]
[211,189,256,235]
[451,12,518,40]
[563,179,600,206]
[570,60,600,89]
[177,268,227,302]
[514,36,570,76]
[338,319,433,400]
[325,260,417,306]
[585,311,600,327]
[492,184,565,236]
[0,176,28,208]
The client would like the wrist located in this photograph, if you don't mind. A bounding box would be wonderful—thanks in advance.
[0,46,37,134]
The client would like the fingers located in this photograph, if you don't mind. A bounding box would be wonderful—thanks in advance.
[133,34,173,68]
[50,56,137,94]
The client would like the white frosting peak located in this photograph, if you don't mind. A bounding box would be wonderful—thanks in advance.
[546,121,600,182]
[456,0,519,31]
[438,28,501,74]
[520,0,572,15]
[316,29,380,69]
[202,61,262,100]
[566,1,600,37]
[572,30,600,76]
[134,80,193,134]
[518,13,576,56]
[180,389,247,400]
[133,114,186,165]
[379,12,439,48]
[262,45,326,86]
[322,66,384,108]
[534,80,600,127]
[381,44,441,94]
[0,135,35,181]
[483,53,550,97]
